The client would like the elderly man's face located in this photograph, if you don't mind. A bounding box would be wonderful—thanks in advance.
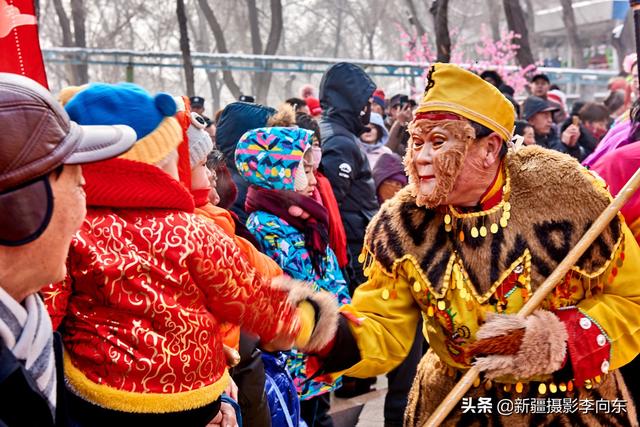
[528,111,553,135]
[407,119,475,208]
[0,165,87,301]
[41,165,87,284]
[408,118,504,208]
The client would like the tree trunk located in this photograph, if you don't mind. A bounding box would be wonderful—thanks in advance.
[333,0,343,57]
[486,0,501,41]
[206,71,223,113]
[560,0,585,68]
[405,0,427,38]
[52,0,78,84]
[177,0,195,97]
[503,0,535,68]
[197,0,242,100]
[368,33,375,60]
[430,0,451,63]
[246,0,263,54]
[523,0,538,55]
[246,0,262,95]
[70,0,88,83]
[612,9,635,71]
[254,0,283,104]
[52,0,74,47]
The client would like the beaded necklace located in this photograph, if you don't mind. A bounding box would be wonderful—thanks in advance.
[443,167,511,242]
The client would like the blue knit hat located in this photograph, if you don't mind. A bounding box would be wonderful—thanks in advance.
[65,82,176,139]
[64,83,182,164]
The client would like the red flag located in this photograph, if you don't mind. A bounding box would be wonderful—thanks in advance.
[0,0,48,88]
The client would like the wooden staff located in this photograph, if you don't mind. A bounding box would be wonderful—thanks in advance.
[423,167,640,427]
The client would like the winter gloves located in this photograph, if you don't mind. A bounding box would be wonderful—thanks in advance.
[268,275,339,353]
[466,310,568,379]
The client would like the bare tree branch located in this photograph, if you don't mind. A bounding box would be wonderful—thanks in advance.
[430,0,451,63]
[560,0,585,68]
[404,0,426,37]
[177,0,195,97]
[333,0,343,57]
[70,0,88,83]
[247,0,263,54]
[503,0,535,67]
[253,0,283,104]
[51,0,73,47]
[486,0,501,41]
[263,0,283,56]
[197,0,242,99]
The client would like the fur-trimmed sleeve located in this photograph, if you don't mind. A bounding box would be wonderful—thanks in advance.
[325,261,423,378]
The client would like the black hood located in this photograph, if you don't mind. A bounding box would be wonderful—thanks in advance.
[319,62,376,135]
[215,102,275,171]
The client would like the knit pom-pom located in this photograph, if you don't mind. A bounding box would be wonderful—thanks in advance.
[155,93,177,117]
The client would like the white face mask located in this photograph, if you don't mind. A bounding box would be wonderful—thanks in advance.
[293,158,308,192]
[311,146,322,170]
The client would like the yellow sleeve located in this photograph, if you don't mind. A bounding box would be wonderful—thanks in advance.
[337,262,423,378]
[578,223,640,370]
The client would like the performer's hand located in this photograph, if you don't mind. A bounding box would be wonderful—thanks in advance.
[207,402,238,427]
[466,310,568,379]
[561,124,580,147]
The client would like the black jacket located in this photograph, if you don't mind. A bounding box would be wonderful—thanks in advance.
[0,333,67,427]
[319,62,379,237]
[215,102,275,225]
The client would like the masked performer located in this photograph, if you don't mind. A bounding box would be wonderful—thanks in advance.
[308,63,640,426]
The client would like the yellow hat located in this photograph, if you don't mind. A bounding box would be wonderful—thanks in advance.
[58,84,88,106]
[415,63,515,142]
[118,116,182,165]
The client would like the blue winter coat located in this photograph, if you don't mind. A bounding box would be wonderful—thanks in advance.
[263,352,303,427]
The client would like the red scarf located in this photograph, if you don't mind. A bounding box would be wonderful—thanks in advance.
[245,185,329,275]
[315,173,348,268]
[192,188,211,208]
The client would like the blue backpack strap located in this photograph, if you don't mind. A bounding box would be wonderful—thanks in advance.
[220,393,243,427]
[265,374,295,427]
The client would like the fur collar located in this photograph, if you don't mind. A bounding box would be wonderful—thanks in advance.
[365,146,622,296]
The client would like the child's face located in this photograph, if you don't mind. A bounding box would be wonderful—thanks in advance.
[208,168,220,205]
[523,126,536,145]
[296,150,317,197]
[191,160,212,191]
[156,149,180,180]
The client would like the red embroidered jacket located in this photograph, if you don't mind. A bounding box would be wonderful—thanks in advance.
[42,158,296,414]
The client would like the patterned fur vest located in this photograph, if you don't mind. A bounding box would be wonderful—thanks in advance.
[336,146,640,426]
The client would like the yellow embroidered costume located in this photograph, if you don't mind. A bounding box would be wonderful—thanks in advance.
[314,64,640,426]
